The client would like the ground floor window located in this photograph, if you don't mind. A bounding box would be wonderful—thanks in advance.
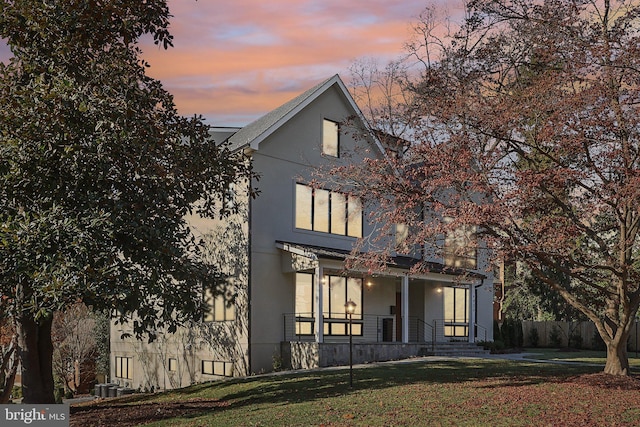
[294,272,314,335]
[444,287,469,337]
[201,360,233,377]
[168,358,177,372]
[294,272,363,336]
[115,356,133,380]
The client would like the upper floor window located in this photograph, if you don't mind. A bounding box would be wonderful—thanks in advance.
[204,283,235,322]
[322,119,339,157]
[394,223,410,254]
[295,183,362,237]
[443,219,477,270]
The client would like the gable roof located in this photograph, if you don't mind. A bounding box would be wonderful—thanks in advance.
[227,74,385,154]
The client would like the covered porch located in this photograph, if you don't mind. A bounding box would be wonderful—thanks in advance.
[277,241,490,368]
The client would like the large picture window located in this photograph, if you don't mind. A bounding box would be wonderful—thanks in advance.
[323,275,362,336]
[293,273,363,336]
[444,287,469,337]
[295,183,362,237]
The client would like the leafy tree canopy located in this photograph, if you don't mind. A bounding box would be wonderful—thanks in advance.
[0,0,252,402]
[340,0,640,375]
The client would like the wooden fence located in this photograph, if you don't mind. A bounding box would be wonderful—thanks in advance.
[522,320,640,351]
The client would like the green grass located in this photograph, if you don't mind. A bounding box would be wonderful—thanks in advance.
[73,358,640,426]
[523,347,640,367]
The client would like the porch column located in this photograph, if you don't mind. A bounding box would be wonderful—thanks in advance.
[402,274,409,343]
[468,281,476,344]
[315,265,324,343]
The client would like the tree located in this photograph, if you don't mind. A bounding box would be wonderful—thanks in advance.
[504,265,587,321]
[0,310,18,403]
[0,1,252,402]
[336,0,640,375]
[51,303,97,395]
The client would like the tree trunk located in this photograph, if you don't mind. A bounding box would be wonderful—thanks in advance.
[0,350,18,404]
[17,313,55,403]
[604,336,630,376]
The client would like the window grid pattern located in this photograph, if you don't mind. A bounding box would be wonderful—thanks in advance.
[294,273,363,336]
[444,287,469,337]
[295,183,362,238]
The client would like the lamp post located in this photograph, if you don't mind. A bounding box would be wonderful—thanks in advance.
[345,299,357,388]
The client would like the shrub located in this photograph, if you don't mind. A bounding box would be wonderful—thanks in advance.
[501,319,513,348]
[569,332,583,349]
[11,386,21,400]
[515,319,524,348]
[549,325,564,348]
[499,318,524,349]
[493,320,502,343]
[272,353,283,372]
[478,340,505,353]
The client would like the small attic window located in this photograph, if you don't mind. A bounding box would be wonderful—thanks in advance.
[322,119,339,157]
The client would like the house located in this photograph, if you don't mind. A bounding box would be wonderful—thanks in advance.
[109,74,495,391]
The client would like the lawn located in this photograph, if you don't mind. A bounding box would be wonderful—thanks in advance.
[71,357,640,427]
[522,347,640,367]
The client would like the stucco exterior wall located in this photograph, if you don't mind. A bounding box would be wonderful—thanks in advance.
[110,182,252,389]
[246,85,382,373]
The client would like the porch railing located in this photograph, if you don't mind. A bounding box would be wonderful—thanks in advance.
[432,319,489,342]
[475,323,488,342]
[416,318,435,351]
[283,313,437,343]
[283,314,490,344]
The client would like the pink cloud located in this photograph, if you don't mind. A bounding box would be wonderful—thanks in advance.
[141,0,445,126]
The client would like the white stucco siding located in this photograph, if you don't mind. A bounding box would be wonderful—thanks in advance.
[246,84,384,372]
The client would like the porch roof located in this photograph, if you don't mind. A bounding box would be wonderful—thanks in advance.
[275,240,485,279]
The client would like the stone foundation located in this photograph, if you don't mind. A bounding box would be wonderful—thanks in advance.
[281,342,431,370]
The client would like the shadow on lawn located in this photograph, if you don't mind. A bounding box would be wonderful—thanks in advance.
[70,359,601,426]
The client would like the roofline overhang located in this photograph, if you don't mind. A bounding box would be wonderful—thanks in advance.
[275,240,485,283]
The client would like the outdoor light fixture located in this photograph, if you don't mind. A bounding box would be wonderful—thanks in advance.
[344,299,357,387]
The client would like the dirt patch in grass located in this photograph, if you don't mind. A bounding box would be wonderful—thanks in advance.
[70,397,229,427]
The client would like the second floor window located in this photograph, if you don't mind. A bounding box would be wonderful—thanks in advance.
[295,183,362,238]
[443,219,477,270]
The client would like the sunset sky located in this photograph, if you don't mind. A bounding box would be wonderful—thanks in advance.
[140,0,456,126]
[0,1,462,126]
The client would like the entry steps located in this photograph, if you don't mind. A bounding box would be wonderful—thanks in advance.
[418,342,490,357]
